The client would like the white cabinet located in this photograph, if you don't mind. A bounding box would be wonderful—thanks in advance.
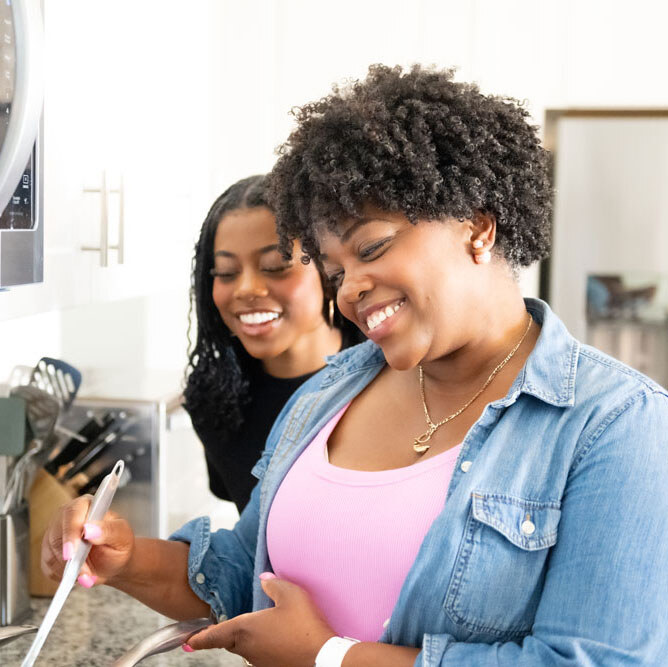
[1,0,214,320]
[47,0,213,300]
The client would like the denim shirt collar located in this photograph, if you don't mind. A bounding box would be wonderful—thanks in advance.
[519,298,579,407]
[323,298,578,408]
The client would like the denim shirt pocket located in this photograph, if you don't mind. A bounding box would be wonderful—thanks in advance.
[444,492,561,640]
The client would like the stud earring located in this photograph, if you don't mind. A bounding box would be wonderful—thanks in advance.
[472,239,484,249]
[328,299,335,327]
[474,250,492,265]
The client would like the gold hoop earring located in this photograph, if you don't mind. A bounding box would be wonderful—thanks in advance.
[328,299,335,327]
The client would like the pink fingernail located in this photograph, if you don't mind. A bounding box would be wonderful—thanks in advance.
[62,541,74,561]
[83,523,102,540]
[182,644,194,653]
[77,573,97,588]
[259,571,277,580]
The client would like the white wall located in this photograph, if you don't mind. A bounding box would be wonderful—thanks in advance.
[2,0,668,380]
[207,0,668,172]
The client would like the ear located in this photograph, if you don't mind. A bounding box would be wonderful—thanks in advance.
[468,211,496,248]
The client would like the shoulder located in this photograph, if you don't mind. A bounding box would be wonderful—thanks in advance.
[578,343,667,395]
[274,340,383,419]
[571,343,668,468]
[252,340,384,475]
[575,342,667,409]
[322,339,385,380]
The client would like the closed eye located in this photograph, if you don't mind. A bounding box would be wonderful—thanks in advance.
[209,269,237,281]
[359,237,392,260]
[262,264,293,274]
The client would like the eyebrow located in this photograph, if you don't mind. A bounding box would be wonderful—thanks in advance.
[341,218,375,243]
[214,244,280,258]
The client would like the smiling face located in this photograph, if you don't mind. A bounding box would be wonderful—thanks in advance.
[211,207,329,365]
[319,206,489,370]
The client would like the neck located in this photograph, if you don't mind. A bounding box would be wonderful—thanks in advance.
[262,321,342,379]
[421,289,535,396]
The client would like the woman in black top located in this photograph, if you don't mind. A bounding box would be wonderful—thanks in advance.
[183,175,362,511]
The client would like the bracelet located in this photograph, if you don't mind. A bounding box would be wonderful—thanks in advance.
[315,636,361,666]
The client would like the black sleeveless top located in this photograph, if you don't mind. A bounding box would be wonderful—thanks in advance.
[194,332,360,512]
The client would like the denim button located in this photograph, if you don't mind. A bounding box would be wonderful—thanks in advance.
[460,460,472,472]
[195,572,206,584]
[521,520,536,535]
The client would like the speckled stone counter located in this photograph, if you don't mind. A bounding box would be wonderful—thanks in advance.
[0,586,243,666]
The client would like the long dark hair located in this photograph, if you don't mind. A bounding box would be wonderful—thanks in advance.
[183,174,358,435]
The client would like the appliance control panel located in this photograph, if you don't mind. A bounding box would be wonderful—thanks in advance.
[0,152,35,230]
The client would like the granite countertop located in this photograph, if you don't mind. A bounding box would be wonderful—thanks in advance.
[1,587,243,666]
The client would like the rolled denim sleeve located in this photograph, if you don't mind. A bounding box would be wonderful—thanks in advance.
[169,477,262,622]
[414,389,668,666]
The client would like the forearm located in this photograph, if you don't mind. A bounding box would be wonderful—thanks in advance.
[108,537,209,620]
[343,642,420,667]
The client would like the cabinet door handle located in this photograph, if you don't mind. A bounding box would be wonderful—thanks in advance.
[82,171,124,266]
[112,175,124,264]
[106,175,124,265]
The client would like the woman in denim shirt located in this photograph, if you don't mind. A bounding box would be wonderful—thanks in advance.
[43,66,668,666]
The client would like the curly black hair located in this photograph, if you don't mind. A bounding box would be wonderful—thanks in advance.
[183,175,359,435]
[267,64,552,268]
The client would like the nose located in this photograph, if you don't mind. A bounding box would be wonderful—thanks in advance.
[338,269,373,305]
[234,268,269,300]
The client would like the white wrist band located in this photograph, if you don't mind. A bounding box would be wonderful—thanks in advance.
[315,636,360,666]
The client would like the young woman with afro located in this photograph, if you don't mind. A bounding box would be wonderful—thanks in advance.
[42,66,668,667]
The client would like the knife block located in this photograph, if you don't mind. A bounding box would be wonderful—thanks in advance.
[28,469,75,596]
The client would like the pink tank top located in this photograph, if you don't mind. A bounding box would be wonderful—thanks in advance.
[266,403,461,642]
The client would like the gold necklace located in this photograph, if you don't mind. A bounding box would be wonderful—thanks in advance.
[413,314,533,454]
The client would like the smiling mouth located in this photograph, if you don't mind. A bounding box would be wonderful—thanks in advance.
[238,311,281,325]
[365,299,405,331]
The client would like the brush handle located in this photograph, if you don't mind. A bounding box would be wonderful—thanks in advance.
[87,459,124,522]
[20,463,125,667]
[69,460,125,574]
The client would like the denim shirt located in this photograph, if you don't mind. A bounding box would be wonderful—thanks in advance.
[171,298,668,666]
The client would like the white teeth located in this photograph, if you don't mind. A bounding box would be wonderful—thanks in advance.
[366,300,404,331]
[239,311,280,325]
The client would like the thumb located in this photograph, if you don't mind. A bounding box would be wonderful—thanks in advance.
[185,618,237,651]
[259,572,301,605]
[82,516,133,551]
